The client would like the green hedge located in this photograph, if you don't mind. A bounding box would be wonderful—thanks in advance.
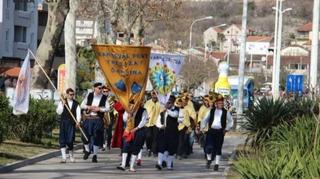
[235,118,320,178]
[0,95,11,143]
[0,96,58,144]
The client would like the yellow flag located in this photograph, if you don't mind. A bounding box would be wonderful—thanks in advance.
[92,44,151,112]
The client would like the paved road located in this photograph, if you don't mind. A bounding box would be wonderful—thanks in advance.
[0,135,244,179]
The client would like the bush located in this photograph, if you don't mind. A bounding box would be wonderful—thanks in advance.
[242,97,319,149]
[235,117,320,178]
[242,97,293,148]
[12,99,58,143]
[0,95,11,143]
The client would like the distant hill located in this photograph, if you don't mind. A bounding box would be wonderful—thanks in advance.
[145,0,314,49]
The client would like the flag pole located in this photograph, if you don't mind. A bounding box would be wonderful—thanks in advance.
[28,49,88,141]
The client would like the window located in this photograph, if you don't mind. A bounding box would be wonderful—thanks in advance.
[7,0,10,8]
[14,26,27,42]
[5,31,9,41]
[15,0,27,11]
[300,64,307,69]
[289,64,299,70]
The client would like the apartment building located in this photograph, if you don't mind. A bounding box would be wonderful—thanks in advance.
[0,0,38,66]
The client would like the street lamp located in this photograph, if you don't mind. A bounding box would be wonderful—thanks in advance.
[188,16,215,62]
[272,0,292,99]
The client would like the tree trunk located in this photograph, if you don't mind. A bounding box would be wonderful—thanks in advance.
[64,0,77,91]
[134,14,144,45]
[123,0,131,45]
[31,0,69,89]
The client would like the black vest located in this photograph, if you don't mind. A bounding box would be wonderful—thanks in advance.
[86,92,107,118]
[208,107,227,130]
[160,107,179,131]
[61,100,79,124]
[134,107,146,128]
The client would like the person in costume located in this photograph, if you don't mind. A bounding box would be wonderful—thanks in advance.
[80,82,110,163]
[111,99,125,149]
[176,97,190,160]
[182,92,197,156]
[201,94,233,171]
[117,100,148,172]
[144,90,161,156]
[56,88,81,163]
[155,95,179,170]
[196,95,214,150]
[102,85,115,151]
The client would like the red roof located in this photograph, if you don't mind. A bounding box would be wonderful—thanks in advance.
[247,36,273,42]
[297,22,312,32]
[267,55,310,66]
[210,52,226,60]
[4,67,20,77]
[213,27,223,33]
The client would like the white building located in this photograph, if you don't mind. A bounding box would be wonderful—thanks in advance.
[0,0,38,65]
[246,36,273,55]
[75,19,96,46]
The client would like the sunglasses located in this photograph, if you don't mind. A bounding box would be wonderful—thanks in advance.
[103,91,108,93]
[69,93,75,96]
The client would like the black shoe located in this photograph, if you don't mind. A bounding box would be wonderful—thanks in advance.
[155,164,162,170]
[117,166,125,171]
[92,155,98,163]
[206,160,212,169]
[214,164,219,171]
[161,161,167,168]
[101,148,106,151]
[83,151,90,160]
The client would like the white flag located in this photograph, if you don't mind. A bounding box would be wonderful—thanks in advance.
[13,51,31,115]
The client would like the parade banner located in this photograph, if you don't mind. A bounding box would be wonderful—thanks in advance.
[92,44,151,112]
[57,64,65,94]
[149,53,184,106]
[13,51,31,115]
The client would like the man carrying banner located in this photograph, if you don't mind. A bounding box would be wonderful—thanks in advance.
[56,88,81,163]
[201,94,233,171]
[80,82,110,163]
[155,95,179,170]
[144,91,161,157]
[117,100,148,172]
[102,85,115,151]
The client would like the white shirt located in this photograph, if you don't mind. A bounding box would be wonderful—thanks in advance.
[56,99,81,122]
[123,109,148,129]
[80,92,110,116]
[201,108,233,131]
[177,108,185,124]
[156,107,179,128]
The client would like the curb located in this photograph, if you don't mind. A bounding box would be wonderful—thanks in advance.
[0,144,83,173]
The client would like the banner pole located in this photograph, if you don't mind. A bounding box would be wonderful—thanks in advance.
[28,49,88,141]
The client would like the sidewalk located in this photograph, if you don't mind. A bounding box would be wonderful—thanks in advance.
[0,135,245,179]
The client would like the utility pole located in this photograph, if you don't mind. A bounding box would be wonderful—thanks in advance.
[272,0,279,99]
[237,0,248,118]
[310,0,320,90]
[274,0,283,99]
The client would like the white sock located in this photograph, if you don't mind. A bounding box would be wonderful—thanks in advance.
[215,155,221,165]
[69,150,74,158]
[138,150,143,160]
[60,148,67,160]
[163,151,169,162]
[121,153,128,168]
[93,145,99,156]
[130,155,137,170]
[84,144,90,152]
[167,155,174,169]
[206,154,212,161]
[158,153,164,165]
